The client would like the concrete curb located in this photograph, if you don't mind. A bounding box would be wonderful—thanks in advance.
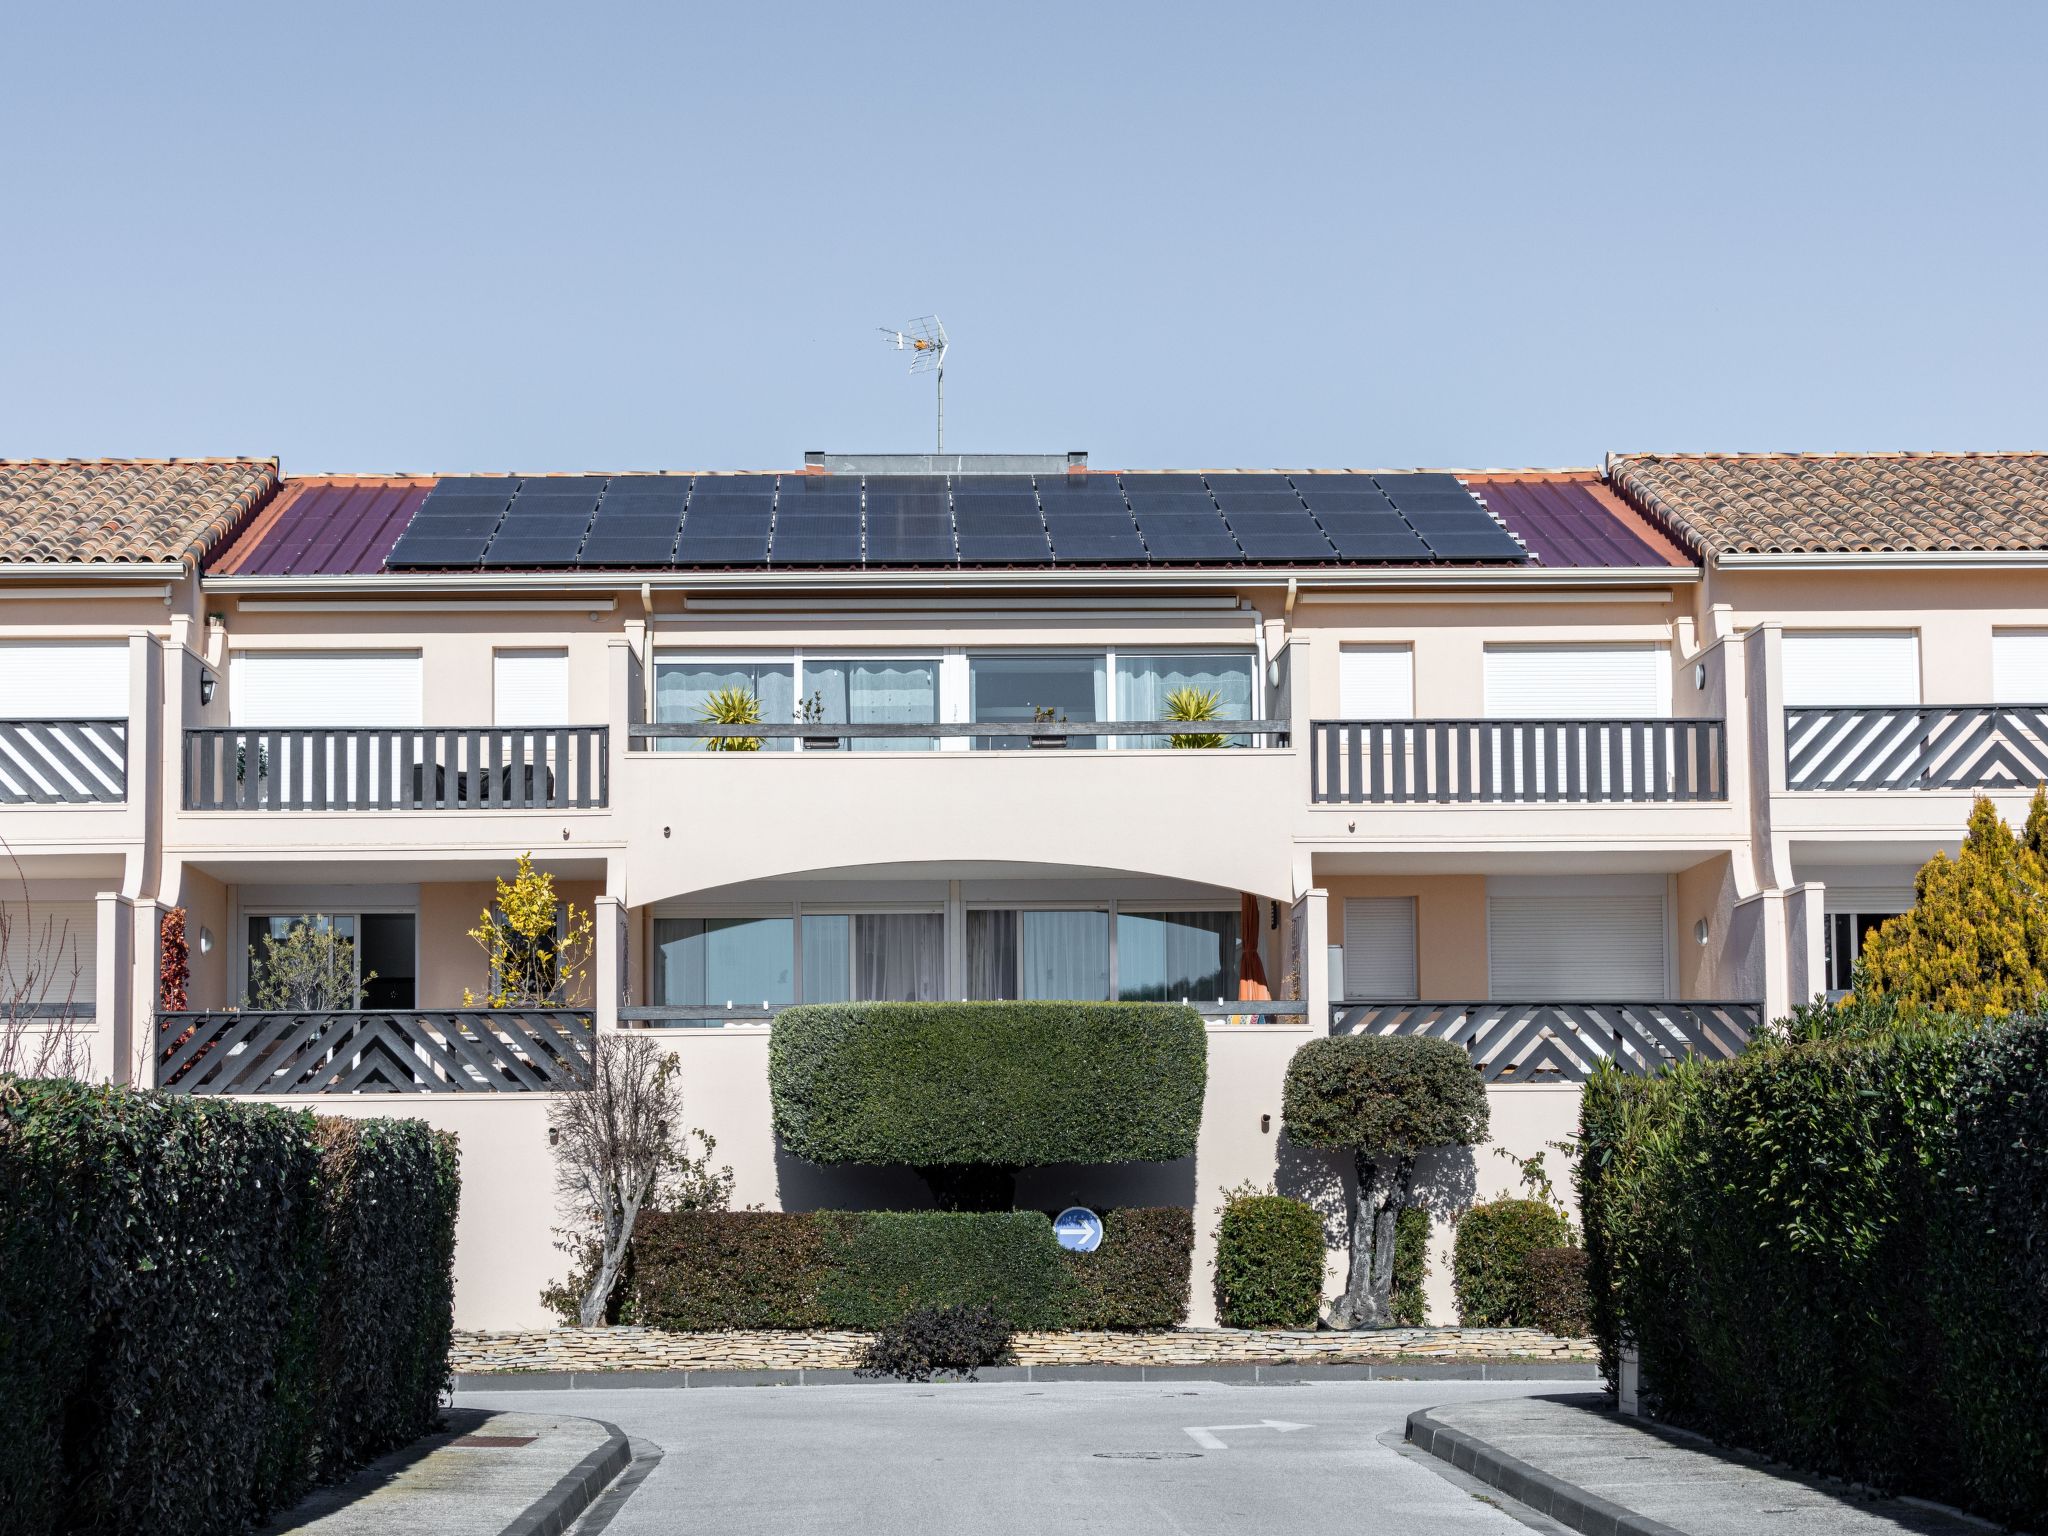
[500,1417,632,1536]
[459,1360,1598,1391]
[1406,1404,1688,1536]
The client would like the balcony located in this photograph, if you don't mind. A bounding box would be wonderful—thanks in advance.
[182,726,608,811]
[1309,718,1727,805]
[1331,998,1761,1080]
[618,999,1310,1028]
[1784,704,2048,792]
[155,1008,593,1092]
[627,718,1290,750]
[0,718,127,805]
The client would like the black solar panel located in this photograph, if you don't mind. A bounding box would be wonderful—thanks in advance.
[1121,474,1209,493]
[769,499,862,565]
[1223,511,1338,560]
[1423,530,1529,561]
[1036,480,1144,562]
[388,480,516,567]
[1318,517,1434,559]
[1123,489,1222,517]
[1135,513,1241,561]
[864,489,957,564]
[1402,510,1506,535]
[1212,491,1309,514]
[1297,491,1399,516]
[578,515,683,565]
[1204,474,1299,493]
[954,493,1051,564]
[676,483,773,565]
[1374,473,1469,498]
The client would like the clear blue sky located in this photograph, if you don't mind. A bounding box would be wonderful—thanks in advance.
[2,1,2042,472]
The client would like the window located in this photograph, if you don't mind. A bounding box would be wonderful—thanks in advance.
[1115,653,1256,749]
[0,643,127,718]
[967,909,1109,999]
[1781,632,1920,707]
[1993,631,2048,704]
[230,652,423,726]
[801,912,945,1001]
[1483,644,1670,718]
[494,650,570,726]
[1341,897,1417,1001]
[970,654,1105,749]
[0,900,96,1006]
[1825,911,1902,995]
[1339,645,1414,719]
[799,659,939,752]
[654,659,796,752]
[1116,909,1238,1002]
[1487,885,1668,997]
[651,916,794,1006]
[243,913,416,1010]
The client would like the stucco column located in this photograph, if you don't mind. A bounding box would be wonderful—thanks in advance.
[92,892,134,1084]
[594,893,624,1031]
[1299,887,1331,1032]
[1784,882,1826,1011]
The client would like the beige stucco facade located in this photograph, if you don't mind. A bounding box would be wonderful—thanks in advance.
[5,514,2041,1330]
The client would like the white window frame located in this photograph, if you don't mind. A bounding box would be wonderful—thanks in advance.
[1780,630,1922,708]
[1481,642,1673,719]
[235,905,421,1009]
[492,648,571,727]
[1337,644,1415,720]
[1992,630,2048,704]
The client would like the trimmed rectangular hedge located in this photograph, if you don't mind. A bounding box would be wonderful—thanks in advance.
[0,1080,460,1536]
[769,1002,1207,1167]
[631,1206,1194,1331]
[1579,1017,2048,1528]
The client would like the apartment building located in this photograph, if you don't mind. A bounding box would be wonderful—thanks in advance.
[3,449,2042,1327]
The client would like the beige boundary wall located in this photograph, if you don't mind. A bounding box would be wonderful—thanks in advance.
[285,1026,1587,1333]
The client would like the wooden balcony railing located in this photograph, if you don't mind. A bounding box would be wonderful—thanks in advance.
[1330,999,1761,1081]
[182,726,608,810]
[0,719,127,804]
[155,1009,593,1093]
[1785,704,2048,791]
[1310,718,1727,804]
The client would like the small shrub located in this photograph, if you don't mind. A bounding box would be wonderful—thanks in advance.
[1214,1191,1325,1329]
[856,1303,1015,1382]
[629,1210,828,1330]
[1390,1206,1430,1326]
[1063,1207,1194,1330]
[818,1210,1075,1329]
[1522,1246,1592,1338]
[1453,1199,1572,1327]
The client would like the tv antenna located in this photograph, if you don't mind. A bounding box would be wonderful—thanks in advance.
[879,315,949,451]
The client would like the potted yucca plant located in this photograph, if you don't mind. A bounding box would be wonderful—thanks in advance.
[1164,685,1227,749]
[700,686,764,752]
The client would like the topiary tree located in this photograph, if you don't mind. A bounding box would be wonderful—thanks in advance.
[1853,790,2048,1018]
[1283,1034,1489,1328]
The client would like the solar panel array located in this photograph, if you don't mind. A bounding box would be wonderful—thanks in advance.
[383,473,1527,570]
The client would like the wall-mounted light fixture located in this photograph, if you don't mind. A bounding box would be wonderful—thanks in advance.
[198,671,216,705]
[1694,919,1710,947]
[197,927,215,954]
[1694,662,1707,691]
[1260,1113,1271,1134]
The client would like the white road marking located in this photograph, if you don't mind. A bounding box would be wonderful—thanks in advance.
[1181,1420,1312,1450]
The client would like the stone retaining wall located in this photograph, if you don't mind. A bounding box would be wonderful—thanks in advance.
[451,1326,1595,1373]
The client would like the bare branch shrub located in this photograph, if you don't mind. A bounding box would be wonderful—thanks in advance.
[0,837,91,1079]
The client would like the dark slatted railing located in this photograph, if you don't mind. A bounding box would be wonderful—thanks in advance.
[0,719,127,804]
[1331,999,1761,1081]
[1310,719,1726,804]
[1785,704,2048,791]
[155,1009,593,1093]
[183,726,608,810]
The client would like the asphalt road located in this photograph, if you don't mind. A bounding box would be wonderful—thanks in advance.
[456,1379,1564,1535]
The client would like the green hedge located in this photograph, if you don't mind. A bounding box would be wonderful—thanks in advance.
[0,1081,459,1536]
[1523,1246,1592,1338]
[631,1206,1193,1331]
[1214,1193,1324,1328]
[1390,1206,1430,1326]
[1579,1017,2047,1527]
[769,1002,1207,1168]
[1453,1199,1573,1327]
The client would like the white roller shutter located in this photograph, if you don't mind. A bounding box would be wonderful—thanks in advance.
[1339,645,1414,718]
[0,901,96,1004]
[494,650,569,726]
[1342,896,1417,1000]
[1781,632,1919,706]
[1489,894,1667,997]
[0,643,128,718]
[1993,631,2048,703]
[1483,644,1669,718]
[230,652,423,727]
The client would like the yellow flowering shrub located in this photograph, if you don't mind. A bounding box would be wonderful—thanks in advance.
[465,852,597,1006]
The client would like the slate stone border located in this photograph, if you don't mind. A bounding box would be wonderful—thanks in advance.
[1406,1400,1687,1536]
[500,1417,631,1536]
[458,1360,1598,1391]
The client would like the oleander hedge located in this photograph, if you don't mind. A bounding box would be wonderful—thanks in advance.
[1578,1016,2047,1528]
[0,1080,459,1536]
[769,1002,1207,1170]
[631,1206,1194,1331]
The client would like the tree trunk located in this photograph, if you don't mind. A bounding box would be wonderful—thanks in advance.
[1329,1150,1415,1330]
[581,1190,639,1327]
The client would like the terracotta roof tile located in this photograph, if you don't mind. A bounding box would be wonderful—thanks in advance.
[0,458,280,566]
[1609,452,2048,559]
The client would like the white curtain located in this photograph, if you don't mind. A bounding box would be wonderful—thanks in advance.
[968,909,1108,999]
[1115,653,1256,748]
[802,913,944,1001]
[653,662,796,752]
[803,660,938,752]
